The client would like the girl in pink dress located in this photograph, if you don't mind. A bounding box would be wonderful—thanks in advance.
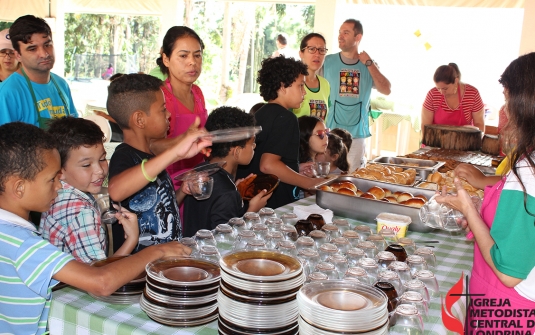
[436,53,535,332]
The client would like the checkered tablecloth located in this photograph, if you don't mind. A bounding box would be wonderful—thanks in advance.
[49,196,473,335]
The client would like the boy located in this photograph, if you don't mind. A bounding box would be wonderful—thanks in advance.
[183,106,271,237]
[0,122,191,335]
[106,73,210,252]
[237,56,320,208]
[39,117,139,263]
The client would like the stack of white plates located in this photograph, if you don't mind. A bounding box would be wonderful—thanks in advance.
[140,257,220,327]
[297,281,389,334]
[218,250,305,335]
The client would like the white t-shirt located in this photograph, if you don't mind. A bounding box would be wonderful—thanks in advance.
[515,266,535,302]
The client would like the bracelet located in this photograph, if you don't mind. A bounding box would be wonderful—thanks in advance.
[141,158,157,182]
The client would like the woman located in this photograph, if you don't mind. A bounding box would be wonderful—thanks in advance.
[0,29,20,82]
[293,33,330,122]
[421,63,485,134]
[153,26,208,189]
[102,64,113,80]
[436,53,535,330]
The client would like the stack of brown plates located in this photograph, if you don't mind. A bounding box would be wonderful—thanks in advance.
[89,256,146,304]
[217,250,304,335]
[140,257,220,326]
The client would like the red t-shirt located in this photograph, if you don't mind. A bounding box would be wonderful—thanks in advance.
[423,83,484,124]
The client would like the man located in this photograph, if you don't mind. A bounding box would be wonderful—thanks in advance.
[0,29,20,82]
[0,15,78,128]
[324,19,391,172]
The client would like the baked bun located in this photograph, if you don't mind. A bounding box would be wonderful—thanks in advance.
[360,192,377,200]
[400,198,425,208]
[319,185,333,192]
[367,170,385,180]
[339,181,358,192]
[428,172,443,184]
[337,187,356,196]
[329,182,345,191]
[385,196,398,203]
[368,186,386,199]
[360,174,377,181]
[396,192,414,203]
[383,176,397,183]
[392,173,407,185]
[391,166,404,173]
[383,188,392,197]
[417,182,437,190]
[413,194,428,202]
[355,189,364,197]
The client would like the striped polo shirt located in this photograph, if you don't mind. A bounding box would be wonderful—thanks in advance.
[423,83,484,124]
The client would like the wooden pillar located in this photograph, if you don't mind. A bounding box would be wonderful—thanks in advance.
[50,0,66,77]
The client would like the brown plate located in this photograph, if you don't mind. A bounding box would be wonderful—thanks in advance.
[146,257,220,285]
[220,250,301,280]
[239,174,280,200]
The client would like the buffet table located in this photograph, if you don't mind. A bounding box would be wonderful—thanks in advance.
[49,196,474,335]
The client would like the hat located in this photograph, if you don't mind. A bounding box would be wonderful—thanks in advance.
[0,29,14,51]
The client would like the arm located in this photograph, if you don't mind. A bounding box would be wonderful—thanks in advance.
[112,209,139,256]
[421,106,435,140]
[454,163,501,190]
[53,241,191,296]
[247,189,272,213]
[472,108,485,133]
[259,153,320,190]
[358,51,391,95]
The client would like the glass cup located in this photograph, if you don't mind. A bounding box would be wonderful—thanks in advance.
[228,217,246,236]
[414,270,440,300]
[258,207,277,223]
[251,223,269,239]
[294,220,314,237]
[180,237,199,257]
[243,212,261,229]
[322,223,340,241]
[397,237,417,255]
[187,175,214,200]
[280,224,298,241]
[245,238,268,251]
[358,258,379,281]
[265,217,284,232]
[406,255,428,276]
[347,247,366,266]
[307,271,329,283]
[316,161,331,177]
[376,270,403,294]
[388,261,413,283]
[326,254,349,279]
[315,261,338,279]
[354,225,372,241]
[367,234,387,251]
[419,194,481,231]
[307,214,326,230]
[308,230,328,248]
[331,237,351,255]
[342,230,360,247]
[318,243,339,261]
[333,219,351,232]
[298,248,321,275]
[277,240,297,257]
[296,236,316,251]
[375,251,397,270]
[378,228,399,245]
[345,266,370,284]
[194,229,217,247]
[385,244,408,262]
[374,281,399,312]
[280,213,298,226]
[388,304,425,335]
[233,230,256,250]
[398,291,429,318]
[265,231,284,249]
[213,224,235,254]
[402,279,430,302]
[199,245,221,263]
[357,241,378,258]
[415,247,436,269]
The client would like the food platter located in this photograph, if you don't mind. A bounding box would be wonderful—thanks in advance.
[238,174,280,200]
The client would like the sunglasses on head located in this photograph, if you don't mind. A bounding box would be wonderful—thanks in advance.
[313,128,330,140]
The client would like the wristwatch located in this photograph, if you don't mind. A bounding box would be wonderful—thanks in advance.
[365,59,374,67]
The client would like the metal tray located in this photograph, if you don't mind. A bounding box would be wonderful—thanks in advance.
[315,176,436,233]
[370,156,445,181]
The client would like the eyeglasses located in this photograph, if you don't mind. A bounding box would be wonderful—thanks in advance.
[313,129,330,140]
[301,46,328,55]
[0,49,15,58]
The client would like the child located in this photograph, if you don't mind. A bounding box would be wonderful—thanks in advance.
[298,115,329,164]
[0,122,191,335]
[106,73,211,253]
[183,106,272,237]
[331,127,353,152]
[39,117,139,263]
[237,56,319,208]
[324,133,350,174]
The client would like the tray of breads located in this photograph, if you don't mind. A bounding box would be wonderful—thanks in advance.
[404,148,501,173]
[370,156,445,180]
[316,177,436,233]
[416,171,484,199]
[350,163,419,186]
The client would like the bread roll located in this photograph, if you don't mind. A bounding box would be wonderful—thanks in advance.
[413,194,428,202]
[360,192,377,200]
[367,169,385,180]
[330,182,345,191]
[383,176,397,183]
[319,185,333,192]
[383,188,392,197]
[360,174,378,181]
[396,192,414,203]
[385,196,398,203]
[355,189,364,197]
[428,172,443,184]
[368,186,386,199]
[400,198,425,208]
[392,173,407,184]
[391,166,404,173]
[417,182,437,190]
[337,187,356,196]
[339,181,358,192]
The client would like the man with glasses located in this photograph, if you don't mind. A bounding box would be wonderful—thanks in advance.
[323,19,391,172]
[0,29,20,82]
[0,15,77,128]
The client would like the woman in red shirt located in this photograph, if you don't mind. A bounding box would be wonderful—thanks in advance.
[421,63,485,136]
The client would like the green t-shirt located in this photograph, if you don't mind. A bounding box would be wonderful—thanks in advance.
[148,66,167,81]
[292,75,330,121]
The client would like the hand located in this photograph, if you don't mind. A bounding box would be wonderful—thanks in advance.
[172,117,212,161]
[434,178,477,217]
[247,189,273,212]
[157,241,192,258]
[179,181,192,195]
[300,162,316,178]
[358,50,372,64]
[114,206,139,240]
[453,163,487,189]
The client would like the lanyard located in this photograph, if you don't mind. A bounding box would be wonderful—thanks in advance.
[21,67,71,129]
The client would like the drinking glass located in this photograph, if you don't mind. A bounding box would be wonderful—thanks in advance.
[294,220,314,237]
[419,194,481,232]
[265,217,284,232]
[307,271,328,283]
[345,266,370,284]
[354,225,372,241]
[265,231,284,249]
[347,247,366,266]
[316,161,331,177]
[318,243,338,261]
[376,270,403,294]
[414,270,440,300]
[296,236,316,251]
[415,247,436,269]
[321,223,340,241]
[258,207,277,223]
[277,240,297,257]
[280,224,298,241]
[379,228,399,245]
[385,244,408,262]
[402,279,430,302]
[187,176,214,200]
[332,219,350,232]
[251,223,269,239]
[307,214,326,230]
[245,238,268,251]
[227,217,246,236]
[194,229,217,247]
[280,213,298,226]
[308,230,328,248]
[397,237,417,255]
[375,251,397,270]
[233,230,256,250]
[356,241,378,258]
[243,212,261,229]
[357,258,379,281]
[388,261,413,283]
[180,237,199,257]
[199,245,221,263]
[331,237,351,255]
[315,261,338,279]
[374,281,399,312]
[326,254,349,279]
[398,292,429,318]
[298,248,321,275]
[213,224,235,254]
[367,234,387,251]
[342,230,360,247]
[388,304,424,335]
[406,255,428,276]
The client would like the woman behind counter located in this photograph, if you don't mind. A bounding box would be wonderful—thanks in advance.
[421,63,485,134]
[293,33,330,122]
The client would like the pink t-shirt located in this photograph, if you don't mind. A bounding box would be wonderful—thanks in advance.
[423,83,484,125]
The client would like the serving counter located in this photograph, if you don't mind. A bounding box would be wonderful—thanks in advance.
[49,196,473,335]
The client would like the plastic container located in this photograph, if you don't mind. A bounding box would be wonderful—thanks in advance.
[375,213,412,238]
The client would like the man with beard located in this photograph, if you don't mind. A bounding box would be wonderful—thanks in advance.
[0,29,20,82]
[0,15,77,128]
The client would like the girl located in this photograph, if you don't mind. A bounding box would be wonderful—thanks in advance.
[293,33,330,121]
[323,133,349,174]
[436,52,535,330]
[298,116,328,164]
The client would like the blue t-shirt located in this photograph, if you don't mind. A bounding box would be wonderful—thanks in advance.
[0,72,78,127]
[323,53,373,138]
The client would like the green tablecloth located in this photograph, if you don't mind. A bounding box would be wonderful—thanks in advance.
[49,196,472,334]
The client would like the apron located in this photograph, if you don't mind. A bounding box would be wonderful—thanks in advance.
[467,178,535,331]
[433,84,469,126]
